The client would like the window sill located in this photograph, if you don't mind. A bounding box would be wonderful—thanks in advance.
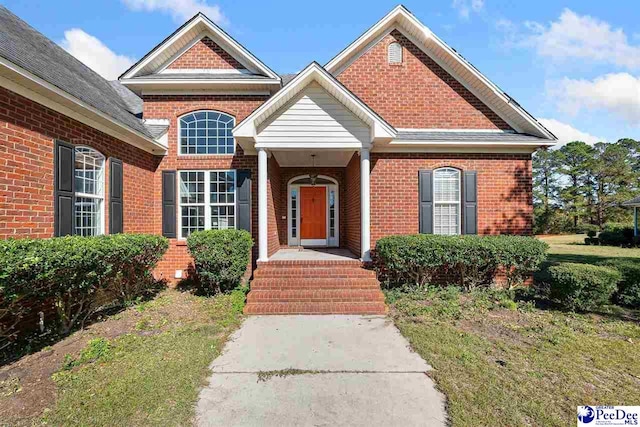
[177,154,235,159]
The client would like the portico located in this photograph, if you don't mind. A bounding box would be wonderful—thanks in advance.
[234,62,396,262]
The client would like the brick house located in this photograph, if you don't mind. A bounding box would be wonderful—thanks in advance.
[0,5,555,314]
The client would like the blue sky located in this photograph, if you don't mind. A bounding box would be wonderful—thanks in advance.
[1,0,639,145]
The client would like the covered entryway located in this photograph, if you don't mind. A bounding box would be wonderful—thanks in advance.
[234,63,396,262]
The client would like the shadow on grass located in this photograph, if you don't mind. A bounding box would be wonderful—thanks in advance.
[1,279,168,366]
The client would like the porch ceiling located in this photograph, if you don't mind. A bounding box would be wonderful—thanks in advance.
[272,150,355,167]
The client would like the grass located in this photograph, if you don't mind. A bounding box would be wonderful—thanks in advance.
[389,236,640,426]
[542,234,640,265]
[389,287,640,427]
[42,288,246,427]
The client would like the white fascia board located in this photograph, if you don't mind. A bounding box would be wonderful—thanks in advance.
[120,78,280,85]
[255,141,369,150]
[233,63,396,140]
[121,15,280,80]
[144,118,170,125]
[0,58,167,155]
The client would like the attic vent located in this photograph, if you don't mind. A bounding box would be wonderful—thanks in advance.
[388,42,402,64]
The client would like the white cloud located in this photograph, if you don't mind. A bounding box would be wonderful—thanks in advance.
[60,29,134,80]
[547,73,640,124]
[538,118,603,147]
[452,0,484,19]
[122,0,227,25]
[522,9,640,69]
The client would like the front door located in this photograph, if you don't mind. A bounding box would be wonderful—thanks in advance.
[300,186,326,245]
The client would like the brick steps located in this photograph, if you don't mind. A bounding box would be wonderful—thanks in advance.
[244,261,387,315]
[244,302,387,315]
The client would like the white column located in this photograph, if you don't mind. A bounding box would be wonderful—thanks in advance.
[258,148,269,261]
[360,147,371,261]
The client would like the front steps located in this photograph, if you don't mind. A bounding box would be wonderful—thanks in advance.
[244,260,387,315]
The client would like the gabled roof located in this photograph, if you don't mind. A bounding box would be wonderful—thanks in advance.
[234,62,396,146]
[120,13,280,81]
[622,196,640,207]
[0,6,165,153]
[325,5,556,141]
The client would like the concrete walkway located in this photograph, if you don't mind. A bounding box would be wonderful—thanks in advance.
[196,316,447,426]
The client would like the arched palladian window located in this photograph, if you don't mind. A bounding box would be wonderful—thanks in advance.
[74,146,105,236]
[433,167,461,235]
[388,42,402,64]
[179,110,235,155]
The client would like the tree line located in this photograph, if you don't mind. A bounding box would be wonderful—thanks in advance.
[533,138,640,234]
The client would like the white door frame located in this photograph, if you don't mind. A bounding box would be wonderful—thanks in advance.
[287,175,339,247]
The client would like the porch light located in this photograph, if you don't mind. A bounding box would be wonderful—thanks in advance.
[309,154,318,186]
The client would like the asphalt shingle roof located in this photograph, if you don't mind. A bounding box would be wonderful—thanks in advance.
[0,6,152,138]
[622,196,640,206]
[395,130,550,143]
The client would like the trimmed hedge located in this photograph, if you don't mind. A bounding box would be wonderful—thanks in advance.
[373,234,548,290]
[548,263,621,311]
[599,222,636,247]
[0,234,168,344]
[597,259,640,308]
[187,229,253,294]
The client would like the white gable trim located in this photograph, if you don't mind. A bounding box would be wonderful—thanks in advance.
[324,5,556,141]
[120,14,279,80]
[234,63,396,145]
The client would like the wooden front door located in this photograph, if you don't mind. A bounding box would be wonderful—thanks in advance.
[300,186,326,240]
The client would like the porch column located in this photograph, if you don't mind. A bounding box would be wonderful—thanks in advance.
[360,147,371,261]
[258,148,268,261]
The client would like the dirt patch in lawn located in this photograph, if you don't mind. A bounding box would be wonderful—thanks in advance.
[0,290,217,425]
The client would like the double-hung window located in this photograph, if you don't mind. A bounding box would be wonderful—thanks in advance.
[74,147,105,236]
[433,167,461,235]
[179,111,235,155]
[179,170,236,238]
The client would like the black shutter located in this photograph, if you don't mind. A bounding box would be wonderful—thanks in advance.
[109,158,123,234]
[418,170,433,234]
[54,140,75,236]
[463,171,478,235]
[162,171,177,238]
[236,169,252,232]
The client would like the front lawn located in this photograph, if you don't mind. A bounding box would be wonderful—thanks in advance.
[389,235,640,427]
[0,288,245,426]
[390,287,640,427]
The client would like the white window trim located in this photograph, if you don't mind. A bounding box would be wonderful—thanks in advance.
[433,167,461,235]
[178,110,236,156]
[177,169,237,239]
[74,146,105,236]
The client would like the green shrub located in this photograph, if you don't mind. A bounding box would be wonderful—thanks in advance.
[0,234,168,340]
[599,222,636,247]
[584,237,599,245]
[187,229,253,294]
[373,234,548,290]
[548,263,621,311]
[597,259,640,308]
[580,224,599,237]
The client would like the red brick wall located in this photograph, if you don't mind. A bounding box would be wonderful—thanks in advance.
[267,155,281,256]
[167,37,245,70]
[0,86,159,239]
[337,30,511,130]
[369,152,533,249]
[345,153,361,256]
[142,94,268,280]
[276,167,347,248]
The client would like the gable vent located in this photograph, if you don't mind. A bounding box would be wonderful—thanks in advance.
[388,42,402,64]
